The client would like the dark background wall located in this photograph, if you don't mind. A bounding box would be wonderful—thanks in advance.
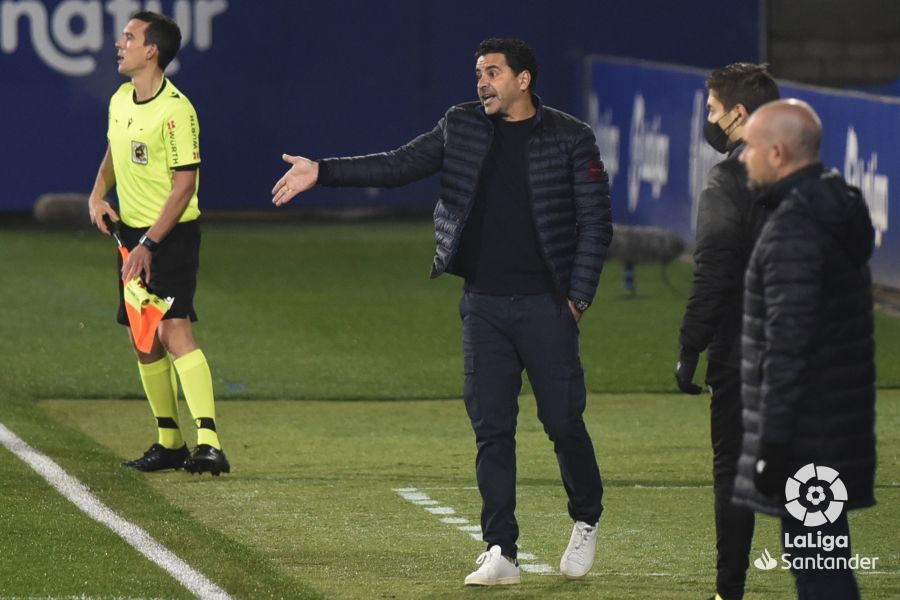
[0,0,761,213]
[767,0,900,89]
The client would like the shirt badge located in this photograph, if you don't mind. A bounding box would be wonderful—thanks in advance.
[132,141,149,165]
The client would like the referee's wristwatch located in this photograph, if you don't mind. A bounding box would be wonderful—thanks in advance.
[569,298,590,312]
[138,234,159,253]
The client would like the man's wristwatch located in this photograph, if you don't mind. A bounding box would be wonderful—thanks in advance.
[570,298,590,312]
[138,234,159,253]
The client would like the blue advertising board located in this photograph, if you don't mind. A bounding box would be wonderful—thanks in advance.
[1,1,760,214]
[587,56,899,288]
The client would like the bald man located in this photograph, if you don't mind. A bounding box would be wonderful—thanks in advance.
[734,99,876,600]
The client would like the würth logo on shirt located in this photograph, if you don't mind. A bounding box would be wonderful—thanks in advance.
[167,120,176,130]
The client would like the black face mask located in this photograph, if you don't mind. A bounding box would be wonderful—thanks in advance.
[703,111,739,154]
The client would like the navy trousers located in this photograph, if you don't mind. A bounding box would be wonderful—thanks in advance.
[459,291,604,559]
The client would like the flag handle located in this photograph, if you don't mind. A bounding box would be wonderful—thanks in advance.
[102,214,129,264]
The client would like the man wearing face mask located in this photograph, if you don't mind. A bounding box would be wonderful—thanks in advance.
[674,63,779,600]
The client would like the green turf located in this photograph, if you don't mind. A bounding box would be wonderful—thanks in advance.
[1,220,899,599]
[2,222,898,402]
[0,400,321,599]
[0,445,193,599]
[32,392,900,599]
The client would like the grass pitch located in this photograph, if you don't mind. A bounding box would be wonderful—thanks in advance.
[1,220,899,599]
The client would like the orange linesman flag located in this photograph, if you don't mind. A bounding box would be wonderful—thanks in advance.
[104,216,174,352]
[123,275,174,353]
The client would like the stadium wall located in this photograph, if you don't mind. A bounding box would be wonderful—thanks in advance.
[586,56,899,288]
[1,0,760,214]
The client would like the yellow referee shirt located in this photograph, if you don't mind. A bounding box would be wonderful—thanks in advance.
[108,78,201,227]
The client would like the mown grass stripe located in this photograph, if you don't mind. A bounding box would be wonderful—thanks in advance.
[0,423,232,600]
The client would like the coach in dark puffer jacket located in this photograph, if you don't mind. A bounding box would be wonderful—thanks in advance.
[735,99,875,600]
[278,81,610,307]
[271,39,612,586]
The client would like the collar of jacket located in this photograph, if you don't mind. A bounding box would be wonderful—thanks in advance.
[758,162,825,209]
[476,93,543,129]
[726,139,745,160]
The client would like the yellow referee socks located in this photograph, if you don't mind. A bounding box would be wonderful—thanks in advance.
[137,356,184,450]
[173,349,221,449]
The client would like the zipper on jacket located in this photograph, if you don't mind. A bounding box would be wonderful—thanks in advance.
[445,123,495,265]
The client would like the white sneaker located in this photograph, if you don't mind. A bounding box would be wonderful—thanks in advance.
[464,545,521,586]
[559,521,598,579]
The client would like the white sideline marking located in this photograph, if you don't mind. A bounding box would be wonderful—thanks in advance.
[426,506,456,515]
[521,564,555,573]
[461,525,484,541]
[631,484,712,490]
[393,487,555,575]
[399,491,430,501]
[0,423,232,600]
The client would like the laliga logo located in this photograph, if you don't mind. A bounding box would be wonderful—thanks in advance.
[784,463,847,527]
[0,0,228,76]
[755,464,880,573]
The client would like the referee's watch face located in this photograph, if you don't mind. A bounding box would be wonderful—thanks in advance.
[116,19,155,76]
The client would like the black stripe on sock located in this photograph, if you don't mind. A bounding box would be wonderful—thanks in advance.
[156,417,178,429]
[196,417,217,431]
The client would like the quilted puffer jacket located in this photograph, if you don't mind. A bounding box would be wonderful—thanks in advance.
[733,163,876,516]
[317,96,613,304]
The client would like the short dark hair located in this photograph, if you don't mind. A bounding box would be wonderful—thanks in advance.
[132,11,182,70]
[475,38,538,91]
[706,63,779,115]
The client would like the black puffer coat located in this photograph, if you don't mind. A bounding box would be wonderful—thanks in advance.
[680,142,768,367]
[317,97,613,304]
[733,163,876,516]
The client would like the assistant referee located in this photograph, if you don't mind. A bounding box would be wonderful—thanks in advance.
[88,11,228,475]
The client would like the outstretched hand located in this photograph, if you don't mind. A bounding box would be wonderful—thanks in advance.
[272,154,319,206]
